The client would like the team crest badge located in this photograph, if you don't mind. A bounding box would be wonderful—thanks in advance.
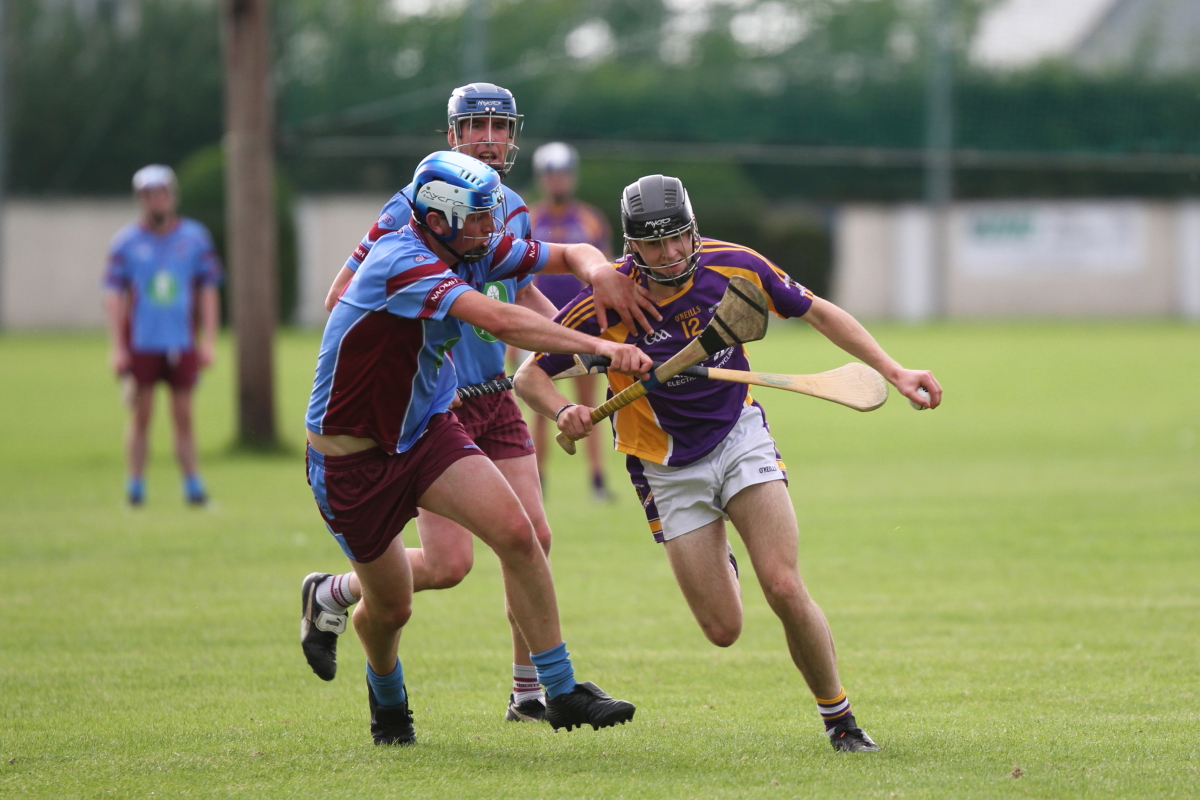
[472,282,508,342]
[148,269,179,306]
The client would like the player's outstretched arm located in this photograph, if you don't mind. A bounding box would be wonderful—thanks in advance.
[541,243,661,336]
[450,291,651,376]
[513,358,597,440]
[324,266,355,312]
[802,296,942,409]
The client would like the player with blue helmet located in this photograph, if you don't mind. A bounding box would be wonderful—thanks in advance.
[309,86,658,723]
[445,82,523,177]
[409,149,507,262]
[300,149,657,743]
[308,86,659,726]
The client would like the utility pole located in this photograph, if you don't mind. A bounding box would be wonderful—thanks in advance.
[223,0,278,448]
[0,0,7,330]
[462,0,488,81]
[924,0,954,318]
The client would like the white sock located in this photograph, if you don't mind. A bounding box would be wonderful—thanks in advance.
[316,572,356,612]
[512,664,542,703]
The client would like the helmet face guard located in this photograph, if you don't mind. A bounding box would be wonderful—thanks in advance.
[412,151,508,263]
[447,83,523,177]
[621,175,701,287]
[414,181,506,262]
[624,224,702,287]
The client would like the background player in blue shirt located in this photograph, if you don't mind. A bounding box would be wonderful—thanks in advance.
[303,85,659,724]
[103,165,222,506]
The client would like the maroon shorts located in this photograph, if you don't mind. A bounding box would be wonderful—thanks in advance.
[455,388,536,461]
[128,349,199,390]
[306,412,483,563]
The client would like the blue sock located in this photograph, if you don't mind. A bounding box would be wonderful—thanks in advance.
[127,476,144,502]
[183,474,205,499]
[366,660,407,706]
[530,642,577,698]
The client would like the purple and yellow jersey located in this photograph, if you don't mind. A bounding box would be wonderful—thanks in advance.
[530,199,612,310]
[535,239,814,467]
[343,183,532,387]
[102,218,222,353]
[307,225,547,454]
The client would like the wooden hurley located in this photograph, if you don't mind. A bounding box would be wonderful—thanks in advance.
[568,355,888,412]
[556,276,770,455]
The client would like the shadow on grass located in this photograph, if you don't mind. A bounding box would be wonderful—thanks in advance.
[221,437,301,461]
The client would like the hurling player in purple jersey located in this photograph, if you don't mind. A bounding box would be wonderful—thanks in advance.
[300,152,652,745]
[301,87,659,726]
[527,142,616,502]
[103,165,221,507]
[516,175,943,753]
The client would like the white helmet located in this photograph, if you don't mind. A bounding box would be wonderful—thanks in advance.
[132,164,176,192]
[533,142,579,175]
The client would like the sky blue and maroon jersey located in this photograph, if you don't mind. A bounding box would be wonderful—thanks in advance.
[536,239,813,467]
[102,218,222,353]
[342,183,532,387]
[307,225,547,454]
[530,199,612,310]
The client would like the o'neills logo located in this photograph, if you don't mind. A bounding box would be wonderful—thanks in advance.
[425,277,464,308]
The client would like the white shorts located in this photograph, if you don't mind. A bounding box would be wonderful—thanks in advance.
[628,403,787,543]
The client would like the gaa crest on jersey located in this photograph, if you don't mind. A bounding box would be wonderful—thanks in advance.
[148,269,179,306]
[472,282,508,342]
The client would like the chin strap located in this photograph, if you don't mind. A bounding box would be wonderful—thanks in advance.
[404,193,485,265]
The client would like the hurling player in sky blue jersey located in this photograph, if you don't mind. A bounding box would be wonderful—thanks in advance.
[103,165,221,507]
[301,151,653,745]
[516,174,943,753]
[303,86,660,726]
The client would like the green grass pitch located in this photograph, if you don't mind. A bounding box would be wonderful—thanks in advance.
[1,321,1198,798]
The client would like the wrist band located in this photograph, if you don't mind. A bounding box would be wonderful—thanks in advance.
[554,403,577,422]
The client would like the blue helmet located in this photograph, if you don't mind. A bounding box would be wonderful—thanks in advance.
[411,151,506,263]
[447,83,523,177]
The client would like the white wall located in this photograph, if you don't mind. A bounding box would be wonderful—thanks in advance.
[1,199,138,329]
[294,195,391,328]
[5,195,1199,330]
[0,195,391,331]
[832,199,1200,319]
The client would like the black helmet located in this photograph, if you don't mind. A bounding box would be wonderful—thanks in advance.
[620,174,701,286]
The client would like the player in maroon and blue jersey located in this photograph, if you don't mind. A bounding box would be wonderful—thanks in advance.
[527,142,616,501]
[301,151,652,745]
[103,165,221,507]
[516,174,943,752]
[303,87,659,725]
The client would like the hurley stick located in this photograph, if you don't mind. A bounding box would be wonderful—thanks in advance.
[570,355,888,412]
[556,276,769,455]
